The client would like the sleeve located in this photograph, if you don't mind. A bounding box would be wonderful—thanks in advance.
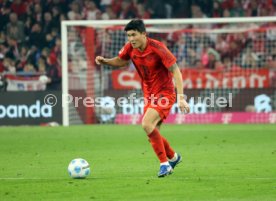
[118,42,131,60]
[154,42,177,68]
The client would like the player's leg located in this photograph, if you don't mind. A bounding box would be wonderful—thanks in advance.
[142,108,172,177]
[156,121,182,169]
[156,120,162,130]
[156,121,174,159]
[142,108,166,163]
[141,107,161,134]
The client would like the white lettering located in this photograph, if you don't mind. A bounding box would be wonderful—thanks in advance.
[29,101,40,118]
[196,78,202,89]
[216,97,227,107]
[194,102,207,113]
[250,74,266,88]
[0,101,53,119]
[97,97,116,122]
[205,74,219,88]
[222,113,232,124]
[232,76,246,88]
[203,93,215,107]
[83,97,94,107]
[18,105,29,118]
[254,94,272,112]
[183,78,193,89]
[41,104,52,117]
[269,113,276,124]
[0,106,6,118]
[7,105,17,118]
[222,77,229,88]
[228,93,232,107]
[62,94,73,107]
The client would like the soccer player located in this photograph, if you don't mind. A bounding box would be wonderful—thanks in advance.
[95,19,190,177]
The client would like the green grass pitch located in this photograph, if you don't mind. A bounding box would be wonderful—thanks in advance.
[0,125,276,201]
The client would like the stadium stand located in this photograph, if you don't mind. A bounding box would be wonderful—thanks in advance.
[0,0,276,92]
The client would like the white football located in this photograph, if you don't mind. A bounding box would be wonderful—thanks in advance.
[68,158,90,178]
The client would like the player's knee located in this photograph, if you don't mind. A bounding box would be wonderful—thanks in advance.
[141,120,154,134]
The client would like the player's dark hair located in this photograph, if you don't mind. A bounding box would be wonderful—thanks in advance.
[124,19,146,33]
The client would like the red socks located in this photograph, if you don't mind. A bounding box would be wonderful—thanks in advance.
[148,128,175,163]
[161,136,175,159]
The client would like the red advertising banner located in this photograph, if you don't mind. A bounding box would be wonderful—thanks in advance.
[111,69,270,89]
[111,70,141,90]
[181,69,270,89]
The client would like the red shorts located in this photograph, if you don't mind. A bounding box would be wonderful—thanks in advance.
[143,93,176,120]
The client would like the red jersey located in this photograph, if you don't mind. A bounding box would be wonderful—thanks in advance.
[118,38,176,97]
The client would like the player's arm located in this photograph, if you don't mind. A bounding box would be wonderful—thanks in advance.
[169,63,190,113]
[95,56,129,67]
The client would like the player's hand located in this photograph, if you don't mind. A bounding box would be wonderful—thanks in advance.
[178,97,190,114]
[95,56,105,65]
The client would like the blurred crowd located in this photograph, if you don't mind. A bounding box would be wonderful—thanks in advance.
[0,0,276,91]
